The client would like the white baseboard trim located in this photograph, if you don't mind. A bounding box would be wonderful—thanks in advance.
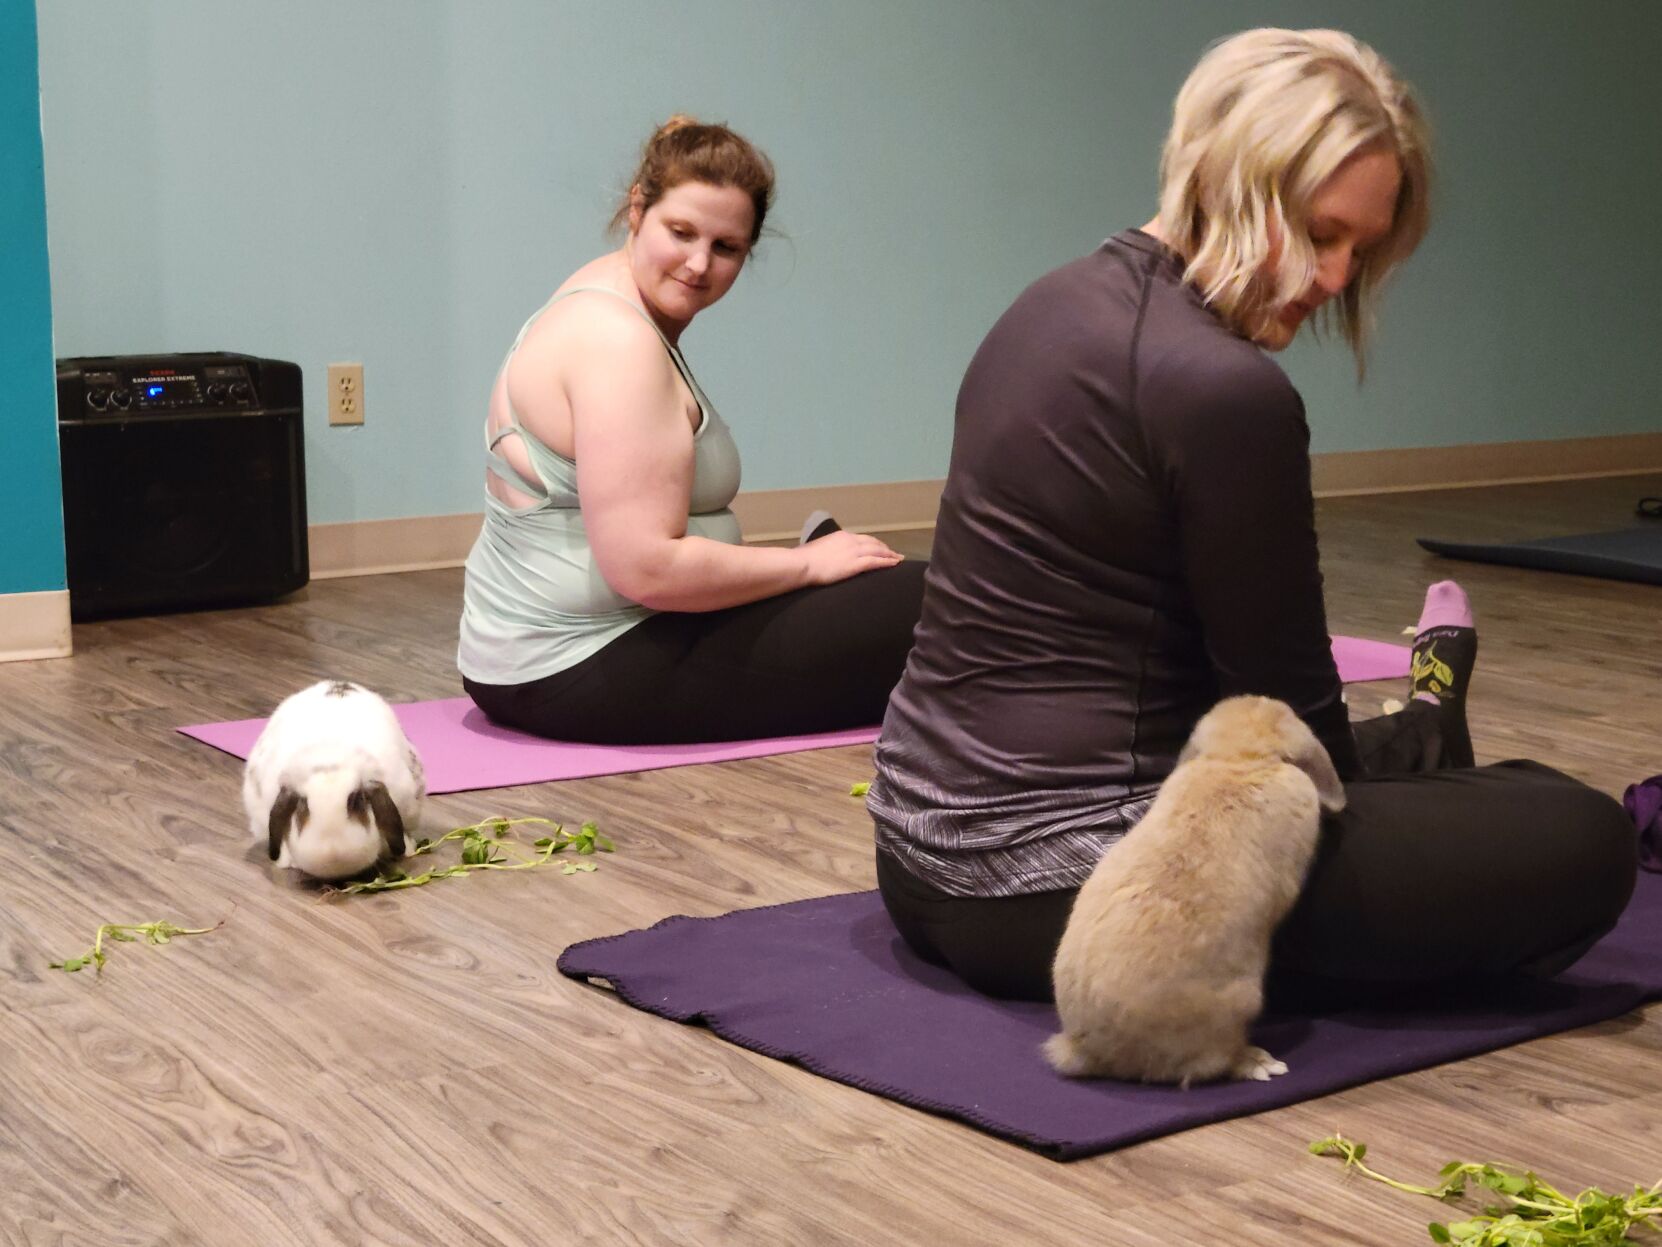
[305,479,949,579]
[0,589,73,662]
[729,478,945,541]
[309,513,485,580]
[1310,431,1662,496]
[305,434,1662,579]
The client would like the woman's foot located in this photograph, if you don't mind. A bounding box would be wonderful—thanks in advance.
[1410,580,1478,767]
[799,509,840,544]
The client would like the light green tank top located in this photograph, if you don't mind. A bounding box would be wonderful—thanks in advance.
[457,286,743,685]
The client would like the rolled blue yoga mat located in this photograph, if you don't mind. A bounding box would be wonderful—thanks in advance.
[1418,524,1662,586]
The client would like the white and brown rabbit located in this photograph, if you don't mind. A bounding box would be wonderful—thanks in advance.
[1045,695,1346,1086]
[243,680,426,881]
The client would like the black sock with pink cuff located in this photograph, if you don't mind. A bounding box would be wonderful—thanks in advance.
[1410,580,1478,768]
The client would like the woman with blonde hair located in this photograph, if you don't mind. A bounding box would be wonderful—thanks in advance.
[870,29,1635,1001]
[459,117,926,743]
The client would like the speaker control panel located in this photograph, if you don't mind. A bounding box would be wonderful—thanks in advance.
[59,352,301,430]
[76,362,257,414]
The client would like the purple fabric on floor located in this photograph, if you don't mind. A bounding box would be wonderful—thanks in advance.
[178,698,879,794]
[557,873,1662,1161]
[1626,776,1662,873]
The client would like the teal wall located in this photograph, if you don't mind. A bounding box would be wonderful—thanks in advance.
[3,0,64,595]
[34,1,1662,528]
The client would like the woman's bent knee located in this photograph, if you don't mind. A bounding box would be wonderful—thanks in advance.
[1563,783,1640,918]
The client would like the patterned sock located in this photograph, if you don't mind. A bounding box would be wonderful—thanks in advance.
[1410,580,1477,767]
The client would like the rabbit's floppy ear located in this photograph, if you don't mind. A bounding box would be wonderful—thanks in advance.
[363,782,406,858]
[268,786,304,860]
[1290,737,1347,813]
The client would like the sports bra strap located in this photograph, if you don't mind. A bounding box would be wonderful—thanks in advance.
[487,284,712,503]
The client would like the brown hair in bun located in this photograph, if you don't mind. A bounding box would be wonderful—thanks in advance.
[611,115,775,245]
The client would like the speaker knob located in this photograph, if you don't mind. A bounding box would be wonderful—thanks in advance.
[206,382,228,402]
[230,381,252,402]
[110,388,133,409]
[87,387,110,411]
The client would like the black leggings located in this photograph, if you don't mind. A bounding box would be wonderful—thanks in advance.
[877,702,1640,1000]
[463,561,927,745]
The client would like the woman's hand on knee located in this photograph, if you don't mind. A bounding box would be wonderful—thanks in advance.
[799,530,904,585]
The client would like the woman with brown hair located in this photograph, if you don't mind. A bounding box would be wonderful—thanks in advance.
[460,117,925,743]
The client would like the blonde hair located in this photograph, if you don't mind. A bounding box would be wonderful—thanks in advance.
[609,114,776,245]
[1152,28,1431,365]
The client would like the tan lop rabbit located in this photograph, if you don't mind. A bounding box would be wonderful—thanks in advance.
[1045,695,1346,1086]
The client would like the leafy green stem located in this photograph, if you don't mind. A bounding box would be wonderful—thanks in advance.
[324,815,613,896]
[51,918,226,975]
[409,815,546,856]
[1311,1135,1458,1198]
[1310,1135,1662,1246]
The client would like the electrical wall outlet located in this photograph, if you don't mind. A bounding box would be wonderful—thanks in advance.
[327,362,364,425]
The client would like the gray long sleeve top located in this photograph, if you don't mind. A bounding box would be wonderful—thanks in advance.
[870,229,1357,898]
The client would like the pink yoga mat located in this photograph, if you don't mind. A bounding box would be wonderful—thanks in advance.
[179,700,879,795]
[179,637,1409,795]
[1329,634,1413,683]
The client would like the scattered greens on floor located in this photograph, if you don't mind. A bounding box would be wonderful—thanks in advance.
[51,919,224,975]
[325,815,614,896]
[1310,1134,1662,1245]
[849,781,870,797]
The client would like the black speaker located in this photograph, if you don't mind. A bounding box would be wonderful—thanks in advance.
[56,353,309,621]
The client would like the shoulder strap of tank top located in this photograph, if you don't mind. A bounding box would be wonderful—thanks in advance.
[490,284,709,480]
[544,286,707,407]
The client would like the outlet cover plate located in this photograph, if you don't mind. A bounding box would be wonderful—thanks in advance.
[328,362,364,425]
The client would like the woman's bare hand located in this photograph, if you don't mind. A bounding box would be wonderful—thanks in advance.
[798,530,905,585]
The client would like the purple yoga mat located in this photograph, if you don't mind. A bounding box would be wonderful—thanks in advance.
[557,873,1662,1161]
[178,698,879,794]
[177,638,1408,794]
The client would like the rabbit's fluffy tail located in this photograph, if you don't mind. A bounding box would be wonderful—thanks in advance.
[1043,1031,1097,1077]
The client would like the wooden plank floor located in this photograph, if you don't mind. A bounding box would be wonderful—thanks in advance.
[3,473,1660,1245]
